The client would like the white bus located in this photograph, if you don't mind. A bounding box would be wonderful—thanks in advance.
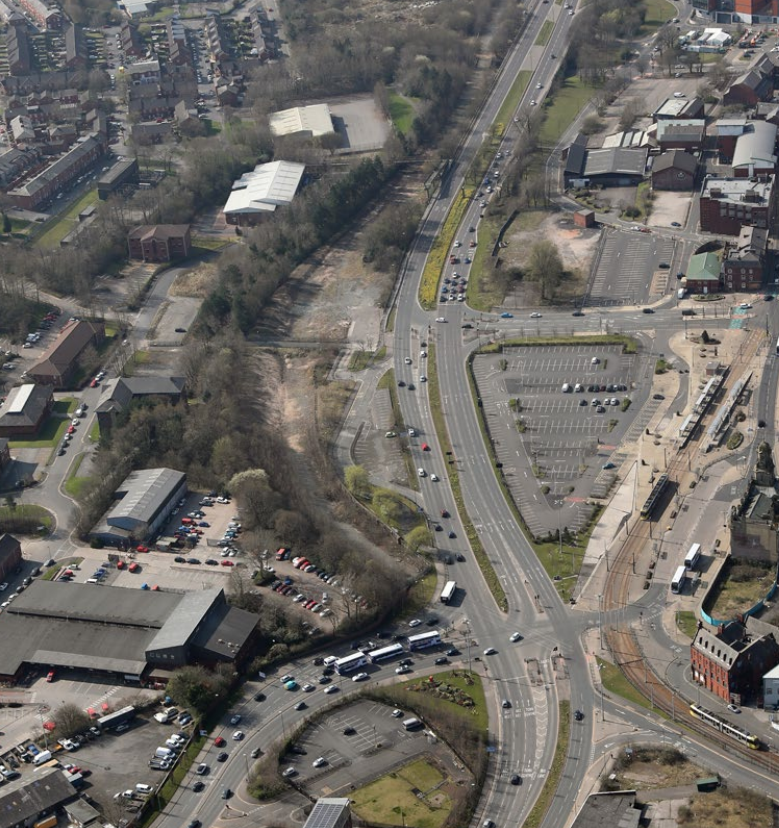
[684,543,701,570]
[671,566,688,594]
[334,652,367,675]
[440,580,456,604]
[368,643,404,664]
[408,630,441,651]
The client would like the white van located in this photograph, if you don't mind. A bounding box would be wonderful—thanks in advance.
[155,747,175,759]
[561,383,571,393]
[135,783,154,794]
[32,750,53,765]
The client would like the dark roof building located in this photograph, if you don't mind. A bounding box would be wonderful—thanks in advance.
[64,24,88,70]
[0,582,259,683]
[0,534,22,583]
[303,798,353,828]
[724,54,777,107]
[651,150,698,191]
[0,767,78,828]
[655,119,706,151]
[569,792,642,828]
[5,16,32,76]
[691,619,779,704]
[564,142,648,188]
[0,384,53,437]
[97,157,139,200]
[27,319,105,389]
[91,467,186,545]
[95,376,186,435]
[722,225,768,292]
[127,224,192,262]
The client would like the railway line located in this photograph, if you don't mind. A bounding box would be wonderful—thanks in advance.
[602,327,777,771]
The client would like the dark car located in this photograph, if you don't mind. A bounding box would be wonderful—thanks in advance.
[222,788,232,800]
[313,657,324,666]
[343,726,356,735]
[407,383,415,390]
[456,553,465,562]
[400,658,413,667]
[446,648,460,656]
[187,558,200,564]
[205,559,218,565]
[642,308,654,314]
[658,262,669,269]
[510,774,522,785]
[192,781,205,792]
[440,509,450,518]
[434,524,443,532]
[294,702,307,711]
[174,556,186,563]
[318,675,331,684]
[255,692,266,701]
[217,751,228,762]
[462,323,473,329]
[572,310,584,317]
[398,380,406,387]
[574,709,584,721]
[188,820,202,828]
[434,656,449,665]
[448,530,456,539]
[175,327,187,333]
[764,295,774,301]
[290,745,307,755]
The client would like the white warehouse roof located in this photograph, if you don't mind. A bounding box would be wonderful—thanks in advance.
[223,160,305,215]
[269,104,334,138]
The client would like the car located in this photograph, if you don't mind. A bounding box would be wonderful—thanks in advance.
[217,751,228,762]
[324,685,339,694]
[483,647,497,655]
[282,767,297,778]
[174,556,186,563]
[222,788,232,800]
[578,399,588,407]
[764,295,774,302]
[419,375,427,383]
[192,781,205,792]
[313,757,328,768]
[352,672,369,682]
[602,462,616,470]
[448,530,456,538]
[462,322,473,329]
[409,619,422,628]
[502,699,512,708]
[254,691,266,701]
[214,737,226,747]
[205,558,218,566]
[510,774,522,785]
[642,308,655,314]
[510,632,522,642]
[250,747,261,758]
[395,665,411,675]
[671,221,681,227]
[673,91,685,98]
[318,675,331,685]
[572,310,584,316]
[47,669,55,682]
[408,428,417,436]
[420,350,427,358]
[739,302,752,309]
[435,317,447,323]
[574,709,584,721]
[658,262,670,269]
[221,560,234,567]
[652,393,664,400]
[530,312,542,318]
[434,656,449,665]
[385,431,397,438]
[302,683,315,692]
[727,703,740,713]
[404,357,412,364]
[407,383,415,390]
[175,328,187,333]
[230,714,242,725]
[500,312,513,318]
[530,99,537,105]
[294,702,307,711]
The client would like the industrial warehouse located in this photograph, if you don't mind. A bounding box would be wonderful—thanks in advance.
[0,581,259,684]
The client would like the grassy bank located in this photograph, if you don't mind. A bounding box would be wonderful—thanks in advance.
[535,19,553,46]
[523,701,570,828]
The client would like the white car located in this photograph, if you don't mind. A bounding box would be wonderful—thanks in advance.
[673,92,685,98]
[395,666,411,674]
[324,685,339,695]
[536,82,542,89]
[196,763,208,775]
[435,317,447,323]
[530,99,536,106]
[409,619,422,628]
[418,468,426,477]
[510,632,522,642]
[232,730,244,741]
[352,672,369,682]
[530,312,542,318]
[282,767,297,778]
[408,428,417,437]
[392,709,403,718]
[419,376,427,383]
[483,647,497,656]
[739,302,752,309]
[453,240,461,248]
[312,757,328,768]
[404,357,412,364]
[303,684,315,692]
[420,350,427,358]
[430,474,439,482]
[135,783,154,794]
[71,418,79,427]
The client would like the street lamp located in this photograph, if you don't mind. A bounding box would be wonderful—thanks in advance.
[598,594,604,651]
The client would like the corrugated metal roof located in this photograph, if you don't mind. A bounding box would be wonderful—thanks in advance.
[269,104,333,137]
[732,121,777,169]
[223,161,305,215]
[303,798,352,828]
[107,467,185,530]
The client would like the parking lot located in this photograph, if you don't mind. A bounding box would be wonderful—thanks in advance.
[473,343,652,537]
[285,700,466,794]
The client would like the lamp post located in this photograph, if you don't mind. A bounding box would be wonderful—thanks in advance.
[598,594,604,651]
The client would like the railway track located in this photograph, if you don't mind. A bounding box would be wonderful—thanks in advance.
[602,327,777,771]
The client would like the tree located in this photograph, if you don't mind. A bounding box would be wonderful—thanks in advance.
[167,665,232,714]
[525,240,564,300]
[53,703,91,738]
[344,465,371,499]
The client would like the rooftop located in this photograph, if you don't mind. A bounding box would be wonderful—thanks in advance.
[0,768,77,828]
[700,175,774,205]
[652,149,698,174]
[303,798,352,828]
[583,146,648,177]
[223,160,305,215]
[269,103,334,137]
[104,467,185,531]
[0,384,51,430]
[732,121,778,169]
[687,251,721,282]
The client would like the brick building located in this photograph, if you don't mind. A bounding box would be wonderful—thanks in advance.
[722,226,768,291]
[691,620,779,704]
[0,384,53,437]
[698,175,774,236]
[127,225,192,262]
[685,251,722,294]
[27,319,105,389]
[651,150,698,191]
[0,535,22,582]
[655,120,706,152]
[724,54,776,107]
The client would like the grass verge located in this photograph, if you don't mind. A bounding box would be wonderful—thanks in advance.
[52,398,77,416]
[88,420,100,443]
[494,70,532,130]
[8,415,69,448]
[676,610,698,640]
[378,369,418,489]
[535,19,553,46]
[34,189,100,249]
[427,343,508,611]
[539,77,600,147]
[523,701,570,828]
[63,453,92,499]
[349,346,387,371]
[639,0,676,35]
[389,91,416,135]
[597,656,653,713]
[41,556,83,580]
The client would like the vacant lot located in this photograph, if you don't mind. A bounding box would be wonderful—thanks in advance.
[706,561,775,621]
[352,757,453,828]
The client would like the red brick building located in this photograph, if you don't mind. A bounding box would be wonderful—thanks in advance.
[0,535,22,583]
[722,226,768,291]
[651,150,698,191]
[127,225,192,263]
[691,620,779,704]
[699,175,774,236]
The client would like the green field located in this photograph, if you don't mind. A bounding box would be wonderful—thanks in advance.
[676,610,698,640]
[539,77,600,146]
[35,189,100,249]
[412,670,489,730]
[352,758,451,828]
[535,20,554,46]
[389,91,416,135]
[0,503,53,532]
[63,453,92,499]
[597,656,653,712]
[640,0,676,36]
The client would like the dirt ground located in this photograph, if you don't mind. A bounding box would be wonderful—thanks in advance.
[168,261,218,298]
[501,211,601,307]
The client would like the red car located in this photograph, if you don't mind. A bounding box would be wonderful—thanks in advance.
[136,545,149,553]
[421,443,430,451]
[220,560,234,567]
[116,560,125,570]
[67,425,75,434]
[128,562,139,573]
[90,379,98,388]
[46,669,55,682]
[214,736,226,747]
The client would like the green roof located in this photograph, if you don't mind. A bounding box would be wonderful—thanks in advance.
[687,251,720,282]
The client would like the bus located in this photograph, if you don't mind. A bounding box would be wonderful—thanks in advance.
[640,473,670,520]
[684,543,702,570]
[689,703,761,749]
[440,580,457,604]
[97,705,136,731]
[334,652,367,675]
[671,566,687,594]
[368,643,404,664]
[408,630,441,651]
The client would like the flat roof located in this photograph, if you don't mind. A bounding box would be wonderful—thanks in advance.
[701,175,773,204]
[223,160,305,215]
[6,383,34,414]
[303,798,352,828]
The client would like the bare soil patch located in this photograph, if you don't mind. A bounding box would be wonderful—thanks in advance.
[169,262,219,298]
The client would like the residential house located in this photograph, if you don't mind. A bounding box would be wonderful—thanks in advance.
[27,319,105,389]
[722,226,768,291]
[127,225,191,262]
[651,150,698,190]
[685,251,722,294]
[698,175,774,235]
[95,376,186,435]
[5,15,31,76]
[0,384,53,437]
[691,619,779,704]
[120,20,145,58]
[64,24,88,70]
[724,53,777,107]
[0,146,40,189]
[18,0,62,29]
